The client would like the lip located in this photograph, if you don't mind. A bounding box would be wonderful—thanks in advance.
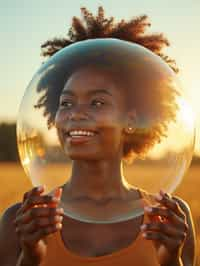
[64,128,98,135]
[63,128,98,145]
[66,135,96,145]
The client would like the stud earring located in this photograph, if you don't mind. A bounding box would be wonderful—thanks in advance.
[125,127,135,134]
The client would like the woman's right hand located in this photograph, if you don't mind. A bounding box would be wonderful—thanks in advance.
[14,186,64,265]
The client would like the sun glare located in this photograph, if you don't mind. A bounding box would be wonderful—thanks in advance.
[177,98,195,132]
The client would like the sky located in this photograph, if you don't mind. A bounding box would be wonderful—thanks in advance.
[0,0,200,155]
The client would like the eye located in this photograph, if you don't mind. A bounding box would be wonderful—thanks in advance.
[91,100,105,107]
[60,100,73,109]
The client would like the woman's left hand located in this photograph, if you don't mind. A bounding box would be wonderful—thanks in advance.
[141,190,189,266]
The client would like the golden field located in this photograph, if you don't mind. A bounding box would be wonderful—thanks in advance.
[0,162,199,265]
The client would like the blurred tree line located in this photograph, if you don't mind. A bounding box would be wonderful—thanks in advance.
[0,122,199,163]
[0,123,19,161]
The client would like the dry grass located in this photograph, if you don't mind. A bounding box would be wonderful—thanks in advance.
[0,162,199,265]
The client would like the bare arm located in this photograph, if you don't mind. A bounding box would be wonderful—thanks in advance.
[173,196,196,266]
[0,203,45,266]
[0,203,22,266]
[0,185,64,266]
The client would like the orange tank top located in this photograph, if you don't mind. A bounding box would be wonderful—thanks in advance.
[41,190,159,266]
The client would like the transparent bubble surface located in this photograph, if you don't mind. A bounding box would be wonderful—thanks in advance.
[17,39,195,224]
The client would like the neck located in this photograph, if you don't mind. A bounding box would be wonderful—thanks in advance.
[64,158,129,201]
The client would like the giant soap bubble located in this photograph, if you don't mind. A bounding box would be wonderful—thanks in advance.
[17,39,195,223]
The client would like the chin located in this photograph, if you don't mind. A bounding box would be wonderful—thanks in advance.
[65,149,101,161]
[68,154,100,161]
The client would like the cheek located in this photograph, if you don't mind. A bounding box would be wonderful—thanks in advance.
[99,113,125,135]
[54,111,66,146]
[55,110,68,128]
[100,126,124,151]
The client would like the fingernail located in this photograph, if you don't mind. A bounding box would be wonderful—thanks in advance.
[37,185,44,192]
[160,189,165,196]
[144,206,152,212]
[55,216,63,222]
[142,232,147,238]
[56,223,62,229]
[52,197,59,202]
[155,193,163,201]
[140,224,147,230]
[57,208,64,214]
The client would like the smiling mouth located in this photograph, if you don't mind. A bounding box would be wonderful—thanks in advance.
[68,130,96,137]
[64,129,98,144]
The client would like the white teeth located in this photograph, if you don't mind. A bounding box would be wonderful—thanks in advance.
[69,130,95,137]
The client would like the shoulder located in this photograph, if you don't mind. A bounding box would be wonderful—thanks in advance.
[0,202,22,228]
[172,196,196,266]
[0,203,22,264]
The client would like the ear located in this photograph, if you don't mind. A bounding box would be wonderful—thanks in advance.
[126,110,137,127]
[123,110,137,134]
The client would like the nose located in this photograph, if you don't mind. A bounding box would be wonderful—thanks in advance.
[68,104,88,121]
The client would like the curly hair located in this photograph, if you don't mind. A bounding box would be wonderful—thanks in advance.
[35,6,179,161]
[41,6,178,73]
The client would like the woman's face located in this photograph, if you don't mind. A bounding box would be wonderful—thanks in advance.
[55,66,128,160]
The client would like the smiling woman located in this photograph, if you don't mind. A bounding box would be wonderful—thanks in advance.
[0,6,196,266]
[55,65,129,161]
[34,51,180,163]
[15,38,195,265]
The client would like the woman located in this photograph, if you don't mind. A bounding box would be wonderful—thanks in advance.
[0,6,196,266]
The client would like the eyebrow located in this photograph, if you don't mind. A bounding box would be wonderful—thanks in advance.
[61,89,113,97]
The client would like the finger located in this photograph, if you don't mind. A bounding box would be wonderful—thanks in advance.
[140,222,187,240]
[23,186,45,202]
[17,215,63,234]
[19,223,62,245]
[144,206,187,229]
[155,190,185,219]
[48,187,63,208]
[14,207,64,225]
[54,187,62,199]
[16,186,45,216]
[20,195,59,213]
[142,231,182,251]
